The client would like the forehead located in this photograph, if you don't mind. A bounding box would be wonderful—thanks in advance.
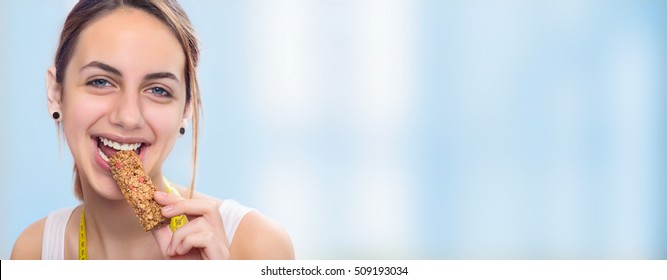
[70,8,185,79]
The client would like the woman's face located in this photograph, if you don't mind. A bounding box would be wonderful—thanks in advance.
[53,8,187,200]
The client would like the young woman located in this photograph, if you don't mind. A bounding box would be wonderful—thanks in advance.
[11,0,294,260]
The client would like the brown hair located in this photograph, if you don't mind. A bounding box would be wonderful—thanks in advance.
[55,0,201,199]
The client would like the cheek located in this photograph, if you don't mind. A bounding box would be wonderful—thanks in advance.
[143,106,182,141]
[61,93,109,142]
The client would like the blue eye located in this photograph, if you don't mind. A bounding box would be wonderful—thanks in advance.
[87,79,112,88]
[148,87,172,97]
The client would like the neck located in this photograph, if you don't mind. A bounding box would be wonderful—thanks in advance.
[79,174,166,259]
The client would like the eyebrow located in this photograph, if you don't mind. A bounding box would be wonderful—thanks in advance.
[144,72,180,83]
[80,61,180,83]
[80,61,121,76]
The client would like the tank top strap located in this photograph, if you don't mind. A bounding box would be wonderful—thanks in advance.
[42,207,76,260]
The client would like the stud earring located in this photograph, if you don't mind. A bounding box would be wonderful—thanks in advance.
[179,127,185,135]
[52,112,60,120]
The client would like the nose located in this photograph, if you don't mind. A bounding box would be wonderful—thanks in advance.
[109,91,144,130]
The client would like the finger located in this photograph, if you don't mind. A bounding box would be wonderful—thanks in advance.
[176,231,228,260]
[151,224,196,260]
[153,191,183,205]
[150,226,173,258]
[161,198,221,220]
[167,217,204,256]
[167,217,227,256]
[168,217,212,254]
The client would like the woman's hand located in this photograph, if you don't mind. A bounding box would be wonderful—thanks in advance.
[150,191,230,260]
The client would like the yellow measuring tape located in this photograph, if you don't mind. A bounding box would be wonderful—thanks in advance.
[78,207,87,260]
[78,178,188,260]
[164,179,189,232]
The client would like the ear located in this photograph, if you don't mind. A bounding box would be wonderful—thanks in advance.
[46,66,62,119]
[181,101,193,129]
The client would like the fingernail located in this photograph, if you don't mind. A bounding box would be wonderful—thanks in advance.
[155,191,166,198]
[162,205,173,213]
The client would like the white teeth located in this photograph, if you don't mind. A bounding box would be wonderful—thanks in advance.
[98,137,142,151]
[98,147,109,162]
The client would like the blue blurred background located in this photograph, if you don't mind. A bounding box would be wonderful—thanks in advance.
[0,0,665,259]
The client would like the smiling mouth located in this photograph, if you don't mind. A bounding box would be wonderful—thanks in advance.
[96,136,143,162]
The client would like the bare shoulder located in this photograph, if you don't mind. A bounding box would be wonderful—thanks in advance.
[11,217,46,260]
[230,210,295,260]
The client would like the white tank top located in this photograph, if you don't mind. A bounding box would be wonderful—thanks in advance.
[41,200,254,259]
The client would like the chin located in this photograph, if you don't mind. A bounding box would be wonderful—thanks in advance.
[81,169,126,201]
